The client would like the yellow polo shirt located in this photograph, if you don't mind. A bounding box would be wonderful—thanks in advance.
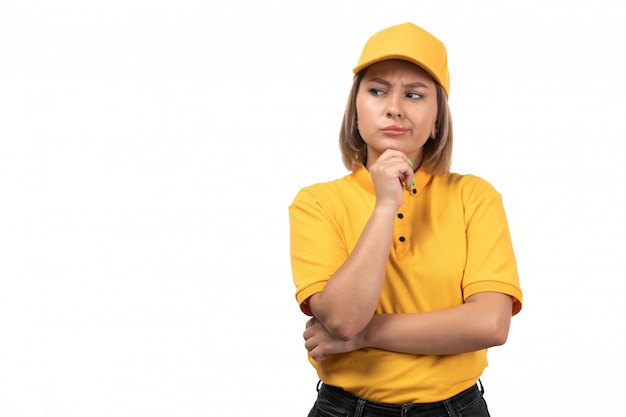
[289,164,522,404]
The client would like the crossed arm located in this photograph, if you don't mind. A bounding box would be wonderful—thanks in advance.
[304,291,513,361]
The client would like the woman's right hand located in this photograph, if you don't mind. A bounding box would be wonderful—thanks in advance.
[368,149,414,211]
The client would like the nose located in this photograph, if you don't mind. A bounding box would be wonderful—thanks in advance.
[385,92,403,119]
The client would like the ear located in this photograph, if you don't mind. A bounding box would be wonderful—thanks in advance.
[430,123,438,139]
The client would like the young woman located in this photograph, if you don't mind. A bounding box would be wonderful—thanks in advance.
[289,22,523,417]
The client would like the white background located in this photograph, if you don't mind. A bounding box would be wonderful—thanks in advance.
[1,1,625,416]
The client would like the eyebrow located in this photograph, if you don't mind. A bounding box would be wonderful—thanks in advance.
[366,77,430,89]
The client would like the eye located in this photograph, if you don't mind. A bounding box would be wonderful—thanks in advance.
[407,92,423,99]
[369,88,385,96]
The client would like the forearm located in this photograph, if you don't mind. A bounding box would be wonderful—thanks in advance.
[360,293,513,355]
[310,205,397,340]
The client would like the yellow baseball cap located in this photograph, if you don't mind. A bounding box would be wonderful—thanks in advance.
[353,22,450,95]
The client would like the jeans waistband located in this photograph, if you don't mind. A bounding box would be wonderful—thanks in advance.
[317,381,484,417]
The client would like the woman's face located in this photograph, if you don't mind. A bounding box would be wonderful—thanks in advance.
[356,59,438,168]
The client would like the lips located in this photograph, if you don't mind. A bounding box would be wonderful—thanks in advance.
[381,125,409,136]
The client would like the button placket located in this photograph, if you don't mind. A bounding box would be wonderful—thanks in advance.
[393,207,411,258]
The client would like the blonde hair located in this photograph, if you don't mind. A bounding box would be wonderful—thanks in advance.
[339,69,453,174]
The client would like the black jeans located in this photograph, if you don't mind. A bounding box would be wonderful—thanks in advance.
[308,380,490,417]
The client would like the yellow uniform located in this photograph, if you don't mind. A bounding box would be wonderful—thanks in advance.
[289,164,523,403]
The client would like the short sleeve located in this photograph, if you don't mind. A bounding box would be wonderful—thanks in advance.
[461,177,523,315]
[289,188,349,315]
